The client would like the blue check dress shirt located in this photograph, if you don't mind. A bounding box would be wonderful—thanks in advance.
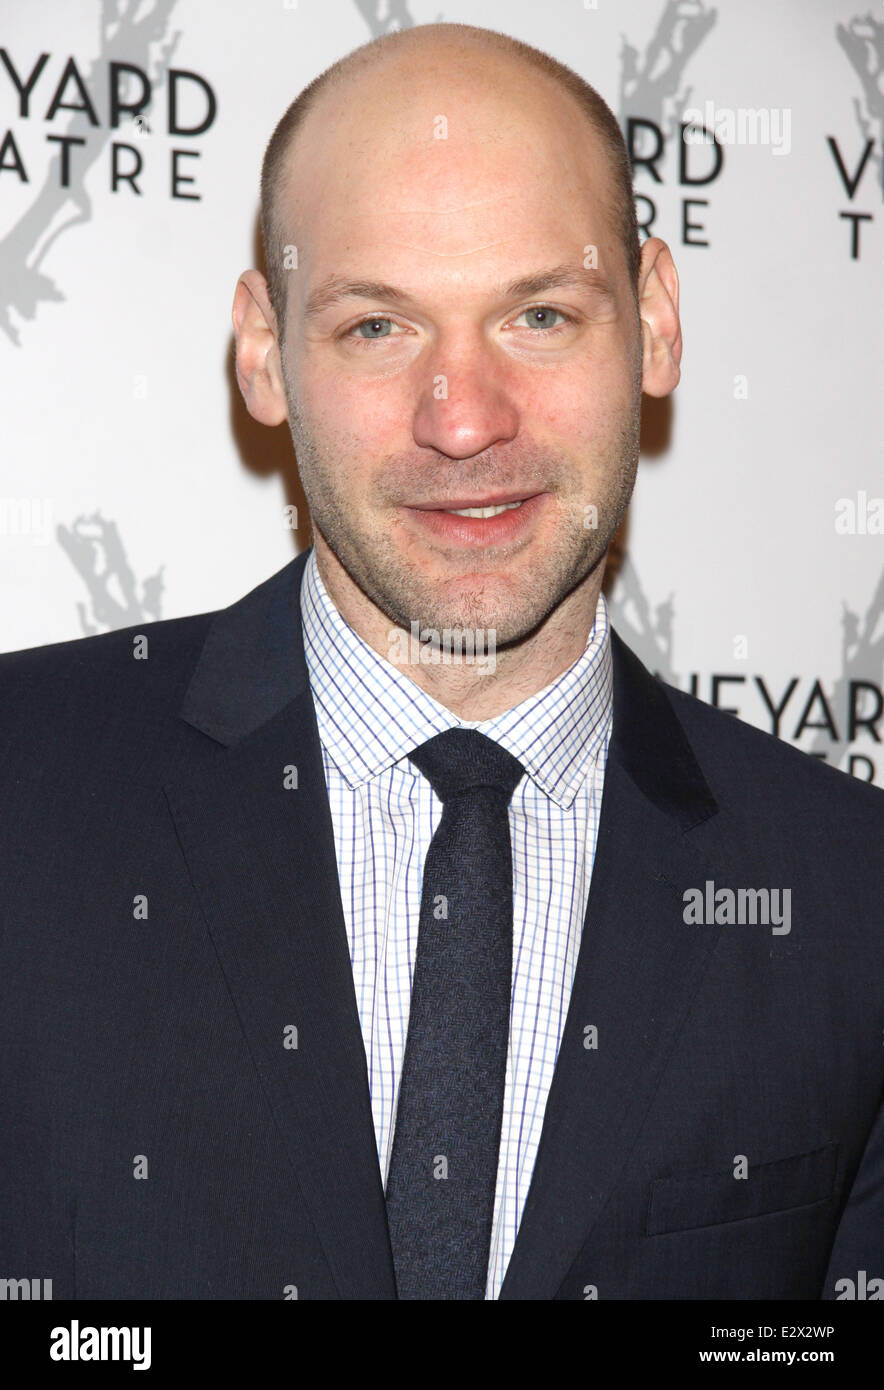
[299,547,613,1298]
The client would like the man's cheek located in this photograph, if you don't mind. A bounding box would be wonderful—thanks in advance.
[517,362,613,429]
[338,383,415,454]
[309,365,410,429]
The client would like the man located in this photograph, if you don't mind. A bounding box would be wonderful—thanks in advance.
[1,23,881,1301]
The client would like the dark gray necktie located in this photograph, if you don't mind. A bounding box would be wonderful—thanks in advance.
[384,727,526,1300]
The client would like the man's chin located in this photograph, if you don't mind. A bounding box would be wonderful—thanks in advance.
[391,585,555,651]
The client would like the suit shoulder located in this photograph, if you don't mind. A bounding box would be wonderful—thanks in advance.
[0,609,215,686]
[0,611,217,761]
[662,678,884,821]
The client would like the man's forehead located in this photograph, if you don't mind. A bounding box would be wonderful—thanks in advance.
[285,137,615,283]
[288,125,603,214]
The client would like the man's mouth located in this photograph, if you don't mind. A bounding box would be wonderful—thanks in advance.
[407,489,539,513]
[401,492,547,546]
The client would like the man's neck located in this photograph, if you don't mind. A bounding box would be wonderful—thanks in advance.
[311,541,606,722]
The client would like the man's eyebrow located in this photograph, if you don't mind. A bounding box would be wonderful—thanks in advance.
[303,263,616,319]
[304,278,410,319]
[500,263,616,302]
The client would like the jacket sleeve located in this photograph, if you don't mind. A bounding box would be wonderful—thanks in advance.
[821,1093,884,1298]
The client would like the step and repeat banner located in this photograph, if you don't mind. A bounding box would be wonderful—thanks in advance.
[1,0,881,783]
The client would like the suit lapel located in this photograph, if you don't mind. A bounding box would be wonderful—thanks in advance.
[164,550,396,1299]
[499,632,726,1299]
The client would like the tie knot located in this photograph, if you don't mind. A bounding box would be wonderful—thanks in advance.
[407,727,525,805]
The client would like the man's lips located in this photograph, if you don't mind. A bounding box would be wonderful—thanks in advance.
[401,491,548,546]
[406,489,542,511]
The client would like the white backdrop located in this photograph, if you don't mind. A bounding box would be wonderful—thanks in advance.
[1,0,881,782]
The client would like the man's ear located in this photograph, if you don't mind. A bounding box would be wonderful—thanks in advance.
[637,237,683,398]
[232,269,288,425]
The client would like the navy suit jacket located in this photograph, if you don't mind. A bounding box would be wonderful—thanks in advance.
[1,547,882,1299]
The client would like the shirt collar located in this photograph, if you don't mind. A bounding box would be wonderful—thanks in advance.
[300,546,612,809]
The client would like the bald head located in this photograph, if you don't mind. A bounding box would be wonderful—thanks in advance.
[260,23,640,341]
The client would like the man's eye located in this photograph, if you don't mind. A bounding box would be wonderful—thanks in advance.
[350,317,400,339]
[513,306,569,331]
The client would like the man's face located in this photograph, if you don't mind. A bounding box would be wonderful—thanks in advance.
[276,48,644,645]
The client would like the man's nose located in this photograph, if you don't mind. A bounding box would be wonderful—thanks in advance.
[410,337,520,460]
